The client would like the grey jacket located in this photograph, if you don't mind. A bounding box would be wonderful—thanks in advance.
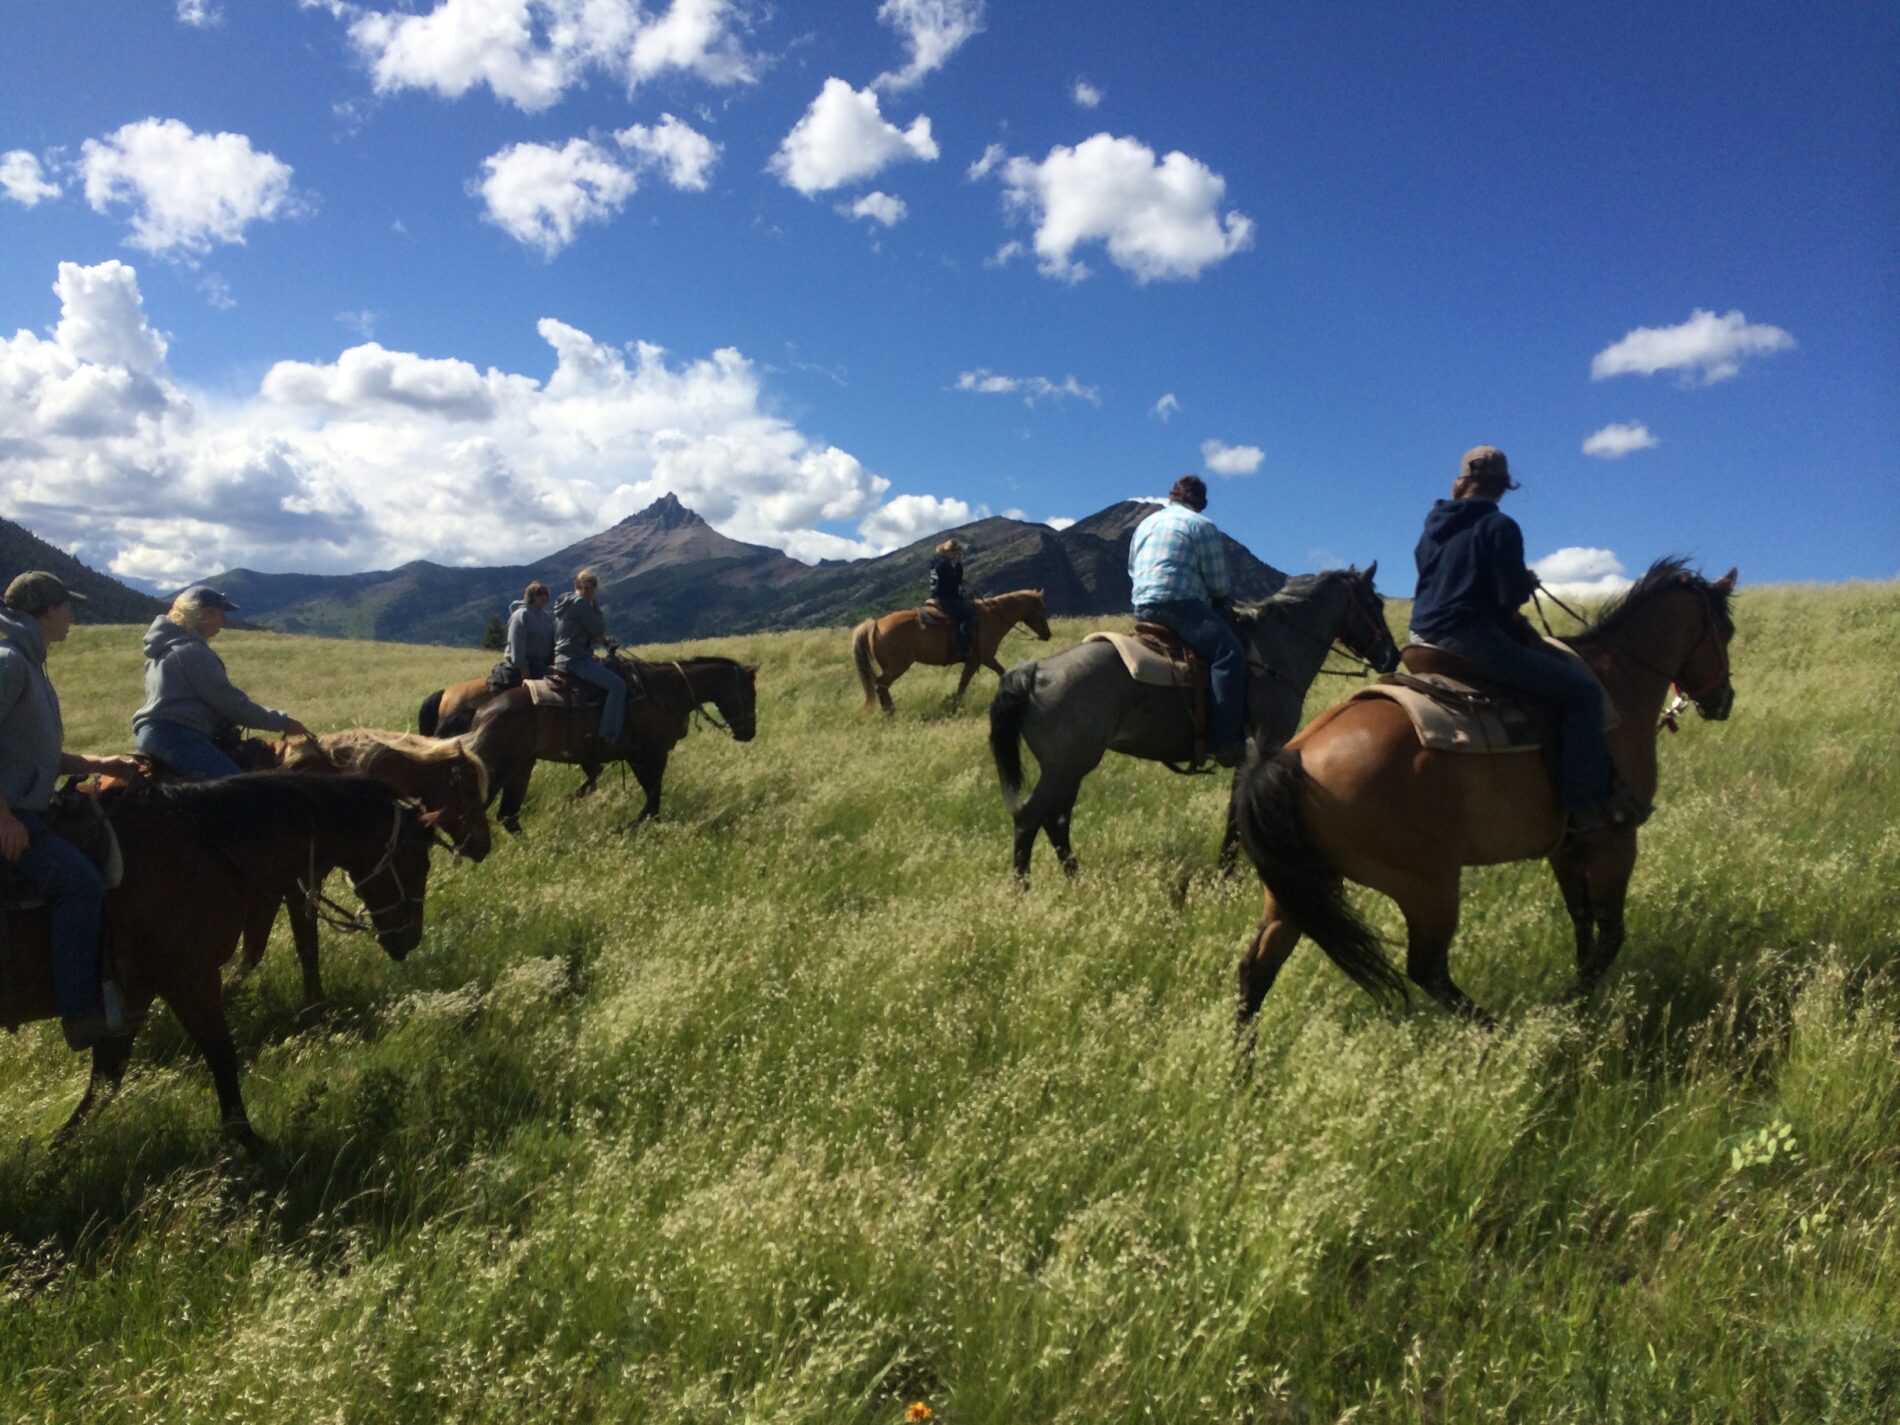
[552,592,608,668]
[0,607,65,814]
[505,600,556,677]
[131,617,292,736]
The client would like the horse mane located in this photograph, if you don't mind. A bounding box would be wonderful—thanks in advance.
[284,727,491,801]
[139,772,401,846]
[1574,556,1734,644]
[974,588,1044,608]
[1237,569,1352,623]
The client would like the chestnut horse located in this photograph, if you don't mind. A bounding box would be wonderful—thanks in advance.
[1234,559,1737,1029]
[3,774,446,1143]
[468,654,758,834]
[417,675,500,739]
[852,588,1052,713]
[227,729,493,1012]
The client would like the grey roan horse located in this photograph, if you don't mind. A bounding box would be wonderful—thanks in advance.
[988,567,1401,883]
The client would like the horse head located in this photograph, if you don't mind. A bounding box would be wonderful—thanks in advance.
[709,662,760,742]
[1023,590,1052,641]
[1338,563,1400,673]
[339,801,442,960]
[439,746,494,861]
[1676,566,1738,720]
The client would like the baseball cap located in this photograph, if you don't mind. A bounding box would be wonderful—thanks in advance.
[176,584,241,613]
[3,571,88,614]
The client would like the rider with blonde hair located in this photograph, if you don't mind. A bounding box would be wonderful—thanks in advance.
[132,585,311,778]
[552,569,625,745]
[928,538,976,661]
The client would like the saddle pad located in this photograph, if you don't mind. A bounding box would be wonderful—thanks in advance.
[1350,670,1618,755]
[526,676,599,709]
[1084,632,1194,689]
[915,603,952,627]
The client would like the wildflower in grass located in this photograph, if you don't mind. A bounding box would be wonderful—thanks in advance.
[907,1403,934,1422]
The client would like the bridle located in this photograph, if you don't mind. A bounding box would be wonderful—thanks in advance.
[1253,572,1393,682]
[440,756,486,858]
[670,660,743,739]
[298,805,438,937]
[1534,578,1732,728]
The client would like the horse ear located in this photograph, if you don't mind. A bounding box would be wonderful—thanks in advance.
[1713,566,1738,592]
[1364,559,1377,582]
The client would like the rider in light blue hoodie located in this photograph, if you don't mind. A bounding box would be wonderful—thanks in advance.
[131,586,310,778]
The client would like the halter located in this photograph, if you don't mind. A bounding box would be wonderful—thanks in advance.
[297,805,429,937]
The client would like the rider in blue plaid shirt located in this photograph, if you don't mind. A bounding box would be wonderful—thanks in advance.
[1129,474,1247,765]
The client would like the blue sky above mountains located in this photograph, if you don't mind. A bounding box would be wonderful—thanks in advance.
[1,1,1894,596]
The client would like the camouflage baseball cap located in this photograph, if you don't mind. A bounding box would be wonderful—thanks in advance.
[3,570,87,614]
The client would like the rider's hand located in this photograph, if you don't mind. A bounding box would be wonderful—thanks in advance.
[282,718,312,739]
[0,810,27,862]
[84,756,144,781]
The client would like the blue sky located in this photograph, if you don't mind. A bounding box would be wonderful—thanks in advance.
[2,0,1894,597]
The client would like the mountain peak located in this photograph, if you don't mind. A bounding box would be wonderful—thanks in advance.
[622,492,703,531]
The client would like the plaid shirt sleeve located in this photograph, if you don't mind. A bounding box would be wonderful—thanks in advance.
[1194,518,1233,602]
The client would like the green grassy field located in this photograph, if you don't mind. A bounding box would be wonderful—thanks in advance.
[3,580,1898,1423]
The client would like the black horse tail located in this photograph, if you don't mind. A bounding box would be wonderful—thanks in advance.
[434,705,477,739]
[417,689,444,737]
[989,663,1036,812]
[1235,746,1408,1007]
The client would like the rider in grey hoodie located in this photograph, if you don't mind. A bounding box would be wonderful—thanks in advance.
[504,581,556,678]
[131,586,309,778]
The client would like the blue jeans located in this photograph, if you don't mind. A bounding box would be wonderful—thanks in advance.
[1136,598,1247,751]
[136,720,241,779]
[560,657,627,742]
[934,595,976,658]
[1428,623,1612,813]
[11,810,105,1020]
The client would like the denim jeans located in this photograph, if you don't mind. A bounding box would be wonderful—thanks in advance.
[1428,623,1612,813]
[560,656,627,741]
[933,595,976,658]
[1135,598,1247,750]
[136,720,241,779]
[10,810,105,1020]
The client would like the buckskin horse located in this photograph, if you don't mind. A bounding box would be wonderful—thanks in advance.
[1,773,448,1144]
[1233,559,1737,1030]
[467,653,758,834]
[226,729,493,1012]
[852,588,1052,714]
[990,567,1401,883]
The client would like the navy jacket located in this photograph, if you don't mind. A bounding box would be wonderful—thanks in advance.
[928,555,965,604]
[1410,498,1539,641]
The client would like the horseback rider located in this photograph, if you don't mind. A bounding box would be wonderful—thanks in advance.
[0,572,145,1048]
[504,580,555,679]
[132,585,311,778]
[1409,445,1639,841]
[928,539,976,661]
[1129,474,1247,766]
[552,569,626,747]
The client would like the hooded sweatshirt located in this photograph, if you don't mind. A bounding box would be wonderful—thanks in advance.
[0,606,65,813]
[1409,498,1540,641]
[131,616,292,736]
[505,598,556,677]
[551,592,608,668]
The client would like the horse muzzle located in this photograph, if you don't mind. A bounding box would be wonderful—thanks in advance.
[1696,685,1735,721]
[378,921,424,959]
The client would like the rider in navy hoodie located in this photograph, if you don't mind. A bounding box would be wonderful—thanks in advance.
[1410,446,1637,842]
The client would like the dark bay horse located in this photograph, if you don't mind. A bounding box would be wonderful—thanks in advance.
[1234,559,1737,1028]
[468,654,758,834]
[990,568,1401,883]
[3,774,446,1143]
[853,588,1052,713]
[228,730,492,1012]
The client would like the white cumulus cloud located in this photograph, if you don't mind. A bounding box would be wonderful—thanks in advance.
[0,259,969,580]
[1152,392,1180,421]
[769,78,938,195]
[177,0,221,26]
[858,492,983,549]
[1533,547,1632,601]
[332,0,757,113]
[966,141,1005,181]
[79,118,299,257]
[873,0,985,92]
[1591,308,1795,386]
[1,151,62,207]
[475,139,638,256]
[1072,80,1101,108]
[990,133,1252,282]
[1201,438,1262,476]
[842,191,907,226]
[1581,421,1659,459]
[955,368,1099,406]
[615,114,720,191]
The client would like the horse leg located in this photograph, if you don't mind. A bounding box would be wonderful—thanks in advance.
[52,1031,139,1146]
[952,659,980,707]
[571,757,602,799]
[1571,834,1638,998]
[498,764,532,836]
[230,897,279,984]
[1012,772,1081,883]
[876,664,901,715]
[288,895,325,1017]
[624,748,668,826]
[1549,850,1597,999]
[1237,892,1302,1033]
[164,971,260,1144]
[1218,766,1243,876]
[1398,875,1494,1028]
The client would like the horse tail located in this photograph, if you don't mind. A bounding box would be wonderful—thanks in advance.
[1235,747,1407,1007]
[417,689,444,737]
[851,619,879,710]
[989,662,1036,812]
[435,704,477,739]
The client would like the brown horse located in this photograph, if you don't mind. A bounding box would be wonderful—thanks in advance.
[468,653,758,834]
[852,588,1052,713]
[227,729,493,1012]
[1234,558,1738,1029]
[417,675,501,738]
[2,774,446,1143]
